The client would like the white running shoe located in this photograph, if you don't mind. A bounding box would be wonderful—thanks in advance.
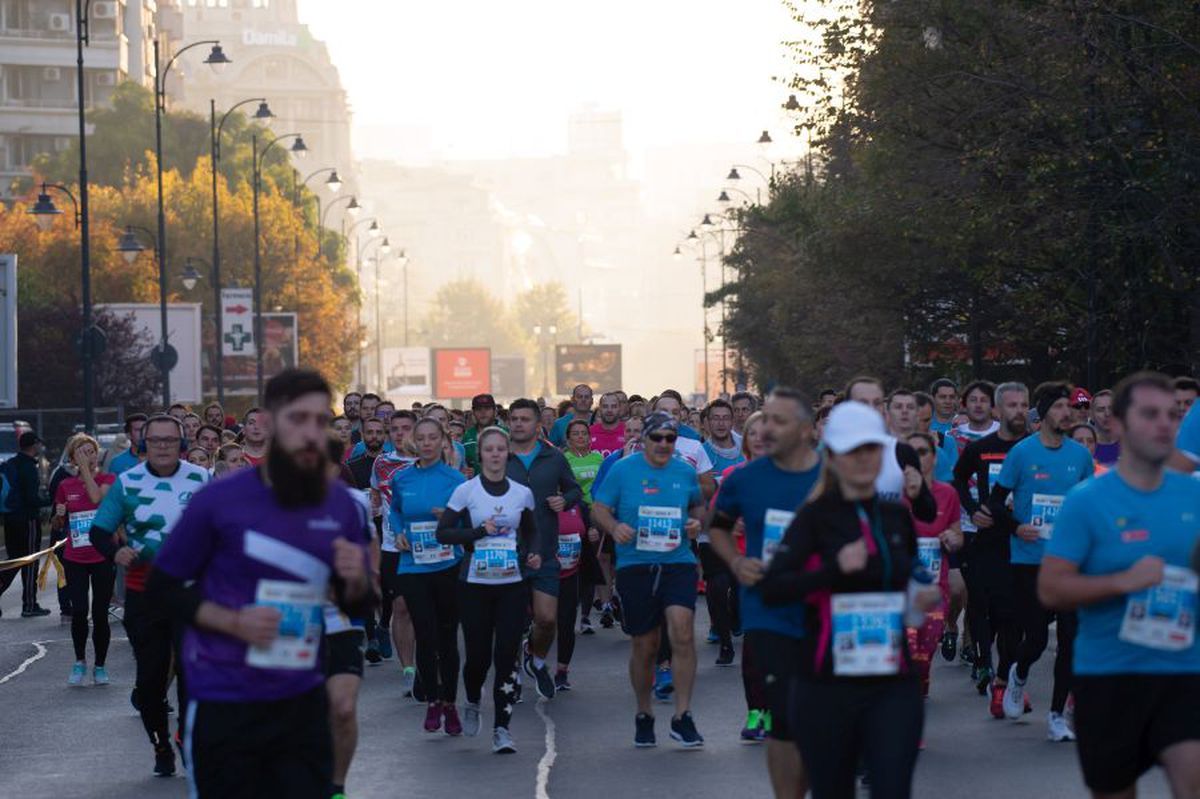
[1047,712,1076,742]
[462,702,481,737]
[492,726,517,754]
[1002,663,1026,720]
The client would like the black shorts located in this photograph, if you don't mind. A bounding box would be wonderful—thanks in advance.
[746,630,803,741]
[379,550,401,601]
[615,563,697,637]
[697,541,732,580]
[323,630,365,679]
[1074,673,1200,793]
[187,685,332,799]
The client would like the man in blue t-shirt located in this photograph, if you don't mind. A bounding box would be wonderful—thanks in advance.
[1039,372,1200,797]
[1170,399,1200,473]
[710,388,820,797]
[592,411,705,750]
[989,382,1093,739]
[549,384,594,447]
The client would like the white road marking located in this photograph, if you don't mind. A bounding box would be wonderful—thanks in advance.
[534,699,558,799]
[0,641,47,684]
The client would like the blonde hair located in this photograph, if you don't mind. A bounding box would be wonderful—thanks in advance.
[65,433,100,463]
[741,411,765,460]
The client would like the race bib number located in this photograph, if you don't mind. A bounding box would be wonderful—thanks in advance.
[68,509,96,550]
[558,533,582,571]
[917,538,942,577]
[831,592,904,676]
[1030,493,1063,540]
[1119,565,1197,652]
[762,509,795,567]
[246,580,324,670]
[409,521,453,565]
[636,506,683,553]
[469,536,520,584]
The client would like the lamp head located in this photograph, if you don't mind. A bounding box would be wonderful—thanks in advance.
[204,44,232,75]
[726,167,741,181]
[757,130,773,145]
[28,190,62,231]
[117,227,146,265]
[290,135,308,158]
[253,100,274,119]
[325,169,342,194]
[181,262,202,291]
[346,197,361,217]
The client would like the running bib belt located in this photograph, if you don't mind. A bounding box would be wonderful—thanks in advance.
[831,592,905,676]
[246,579,324,670]
[558,533,582,571]
[68,509,96,549]
[762,508,794,567]
[917,537,942,577]
[636,505,683,552]
[409,521,452,565]
[469,535,520,584]
[1118,565,1198,652]
[1031,493,1063,539]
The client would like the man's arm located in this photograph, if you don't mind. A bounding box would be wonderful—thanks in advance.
[1038,555,1163,612]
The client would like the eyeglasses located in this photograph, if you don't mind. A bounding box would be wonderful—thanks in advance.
[145,436,181,447]
[647,433,678,444]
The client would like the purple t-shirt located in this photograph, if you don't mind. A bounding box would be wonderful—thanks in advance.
[154,468,369,702]
[1094,440,1120,467]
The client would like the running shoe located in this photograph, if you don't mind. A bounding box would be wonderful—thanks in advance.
[442,704,463,736]
[462,702,481,737]
[634,713,657,748]
[524,652,557,700]
[153,745,175,777]
[68,662,86,685]
[554,670,573,692]
[377,632,394,660]
[974,666,993,696]
[401,666,416,697]
[706,628,720,644]
[93,666,110,686]
[610,597,623,623]
[989,682,1006,719]
[579,616,595,636]
[940,630,958,662]
[1002,664,1026,720]
[600,606,615,629]
[365,640,382,665]
[21,605,50,617]
[740,710,766,743]
[1047,712,1076,742]
[424,703,442,733]
[716,644,735,667]
[762,711,773,735]
[669,712,705,748]
[492,726,517,754]
[653,666,674,702]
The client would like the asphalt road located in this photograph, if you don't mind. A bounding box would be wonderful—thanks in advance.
[0,578,1173,799]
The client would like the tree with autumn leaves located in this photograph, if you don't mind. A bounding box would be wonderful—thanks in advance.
[0,84,358,411]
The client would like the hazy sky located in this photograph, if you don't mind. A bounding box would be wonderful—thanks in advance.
[295,0,804,162]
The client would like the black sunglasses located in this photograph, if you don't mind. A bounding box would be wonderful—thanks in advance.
[647,433,678,443]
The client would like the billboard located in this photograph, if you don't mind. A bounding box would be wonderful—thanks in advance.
[0,255,15,408]
[220,288,256,357]
[491,355,526,399]
[433,348,490,399]
[224,312,298,396]
[382,347,432,395]
[555,344,621,395]
[98,303,203,403]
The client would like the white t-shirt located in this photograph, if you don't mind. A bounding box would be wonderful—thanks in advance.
[673,437,714,475]
[876,437,906,503]
[447,477,535,585]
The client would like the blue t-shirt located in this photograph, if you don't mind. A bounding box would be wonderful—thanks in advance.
[593,449,623,496]
[703,440,744,479]
[515,442,542,472]
[1177,402,1200,468]
[930,418,954,435]
[678,423,701,442]
[389,462,466,574]
[593,453,701,569]
[350,439,395,460]
[713,457,821,637]
[934,433,959,482]
[1047,471,1200,675]
[109,448,139,476]
[996,435,1093,564]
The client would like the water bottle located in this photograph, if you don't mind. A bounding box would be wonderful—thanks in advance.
[905,557,936,628]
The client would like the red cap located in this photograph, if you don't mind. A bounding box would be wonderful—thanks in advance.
[1070,388,1092,407]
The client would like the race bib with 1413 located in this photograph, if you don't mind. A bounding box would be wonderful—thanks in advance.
[636,506,683,553]
[1031,493,1063,540]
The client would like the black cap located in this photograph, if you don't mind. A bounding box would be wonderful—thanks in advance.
[18,431,41,449]
[472,393,496,409]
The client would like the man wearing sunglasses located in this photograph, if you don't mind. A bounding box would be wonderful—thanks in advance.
[592,411,707,749]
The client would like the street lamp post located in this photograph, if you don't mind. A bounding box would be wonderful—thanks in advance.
[370,237,391,393]
[319,194,360,258]
[347,217,381,388]
[533,324,557,397]
[211,96,272,404]
[397,250,410,347]
[252,131,307,401]
[155,37,230,406]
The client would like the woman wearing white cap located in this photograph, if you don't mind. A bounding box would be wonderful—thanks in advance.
[760,401,941,799]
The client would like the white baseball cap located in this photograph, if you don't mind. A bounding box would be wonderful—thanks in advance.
[823,401,891,455]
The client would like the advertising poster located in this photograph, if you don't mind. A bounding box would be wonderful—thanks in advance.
[433,348,490,398]
[491,355,526,399]
[555,344,621,394]
[382,347,432,395]
[224,313,298,396]
[97,303,203,403]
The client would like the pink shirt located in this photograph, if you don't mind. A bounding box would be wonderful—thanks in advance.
[589,422,625,457]
[908,480,959,592]
[55,473,116,565]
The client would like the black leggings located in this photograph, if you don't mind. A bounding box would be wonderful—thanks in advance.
[398,567,460,703]
[124,589,185,746]
[1010,563,1076,713]
[792,677,923,799]
[963,551,1018,673]
[460,581,526,730]
[64,559,114,665]
[556,572,579,668]
[699,543,735,646]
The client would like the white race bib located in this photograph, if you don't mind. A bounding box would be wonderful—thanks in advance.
[762,509,795,567]
[636,506,683,553]
[558,533,582,571]
[831,592,905,676]
[1030,493,1063,540]
[68,509,96,550]
[246,579,324,670]
[469,535,520,585]
[1119,565,1198,652]
[917,538,943,577]
[409,521,453,565]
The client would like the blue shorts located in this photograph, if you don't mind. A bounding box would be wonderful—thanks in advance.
[615,563,698,637]
[530,560,561,597]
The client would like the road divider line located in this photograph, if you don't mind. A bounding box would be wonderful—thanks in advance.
[0,641,47,685]
[534,700,557,799]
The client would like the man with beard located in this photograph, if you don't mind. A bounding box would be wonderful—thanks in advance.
[954,383,1028,706]
[343,392,363,443]
[589,392,625,456]
[346,418,386,490]
[463,393,502,473]
[989,382,1093,741]
[146,369,372,798]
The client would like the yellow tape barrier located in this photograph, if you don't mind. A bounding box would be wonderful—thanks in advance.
[0,540,67,591]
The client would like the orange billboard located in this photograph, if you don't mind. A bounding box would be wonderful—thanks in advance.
[433,348,491,398]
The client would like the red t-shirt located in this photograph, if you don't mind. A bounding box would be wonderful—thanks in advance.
[243,450,265,467]
[589,422,625,458]
[557,506,586,578]
[54,473,117,565]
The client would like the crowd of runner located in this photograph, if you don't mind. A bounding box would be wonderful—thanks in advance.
[1,370,1197,799]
